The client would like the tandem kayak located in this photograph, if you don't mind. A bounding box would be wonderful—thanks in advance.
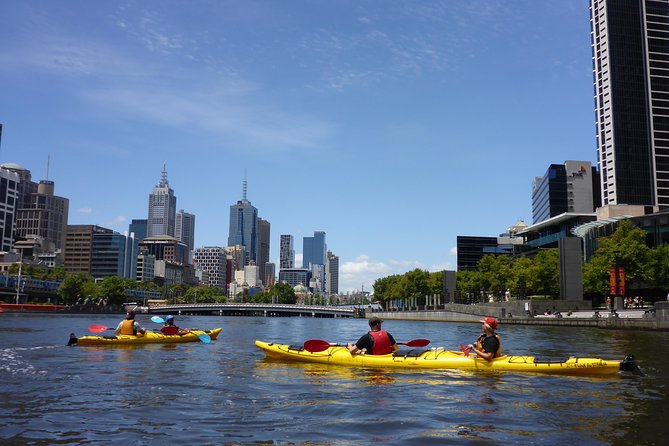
[255,340,641,376]
[68,328,222,346]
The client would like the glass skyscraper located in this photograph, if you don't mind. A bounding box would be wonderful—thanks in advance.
[228,180,258,267]
[591,0,669,209]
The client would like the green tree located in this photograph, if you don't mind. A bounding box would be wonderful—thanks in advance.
[269,282,297,304]
[99,276,136,305]
[58,273,95,305]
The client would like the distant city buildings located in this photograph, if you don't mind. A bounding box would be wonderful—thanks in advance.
[147,164,176,237]
[326,251,339,295]
[257,218,270,286]
[279,234,295,269]
[228,179,258,267]
[175,209,196,263]
[193,246,227,288]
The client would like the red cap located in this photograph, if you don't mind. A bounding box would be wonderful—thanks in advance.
[479,317,498,330]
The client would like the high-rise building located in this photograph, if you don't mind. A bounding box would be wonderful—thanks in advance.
[129,219,148,241]
[326,250,339,295]
[302,231,326,268]
[591,0,669,209]
[264,262,276,288]
[147,164,177,237]
[175,210,195,262]
[15,179,69,254]
[91,232,133,279]
[193,246,227,289]
[279,234,295,269]
[0,166,20,252]
[228,179,258,266]
[531,161,600,224]
[257,218,270,284]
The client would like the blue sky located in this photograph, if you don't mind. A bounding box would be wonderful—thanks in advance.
[0,1,595,293]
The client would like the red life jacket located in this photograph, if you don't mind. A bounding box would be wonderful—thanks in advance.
[369,330,392,355]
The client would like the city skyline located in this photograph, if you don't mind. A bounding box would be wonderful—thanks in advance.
[1,1,596,292]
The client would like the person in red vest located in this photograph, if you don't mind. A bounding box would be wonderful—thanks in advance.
[347,317,398,355]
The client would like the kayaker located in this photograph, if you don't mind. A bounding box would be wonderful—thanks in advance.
[347,317,399,355]
[467,317,501,362]
[114,310,146,336]
[161,315,190,335]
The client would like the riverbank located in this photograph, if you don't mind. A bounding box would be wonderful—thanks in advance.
[369,301,669,331]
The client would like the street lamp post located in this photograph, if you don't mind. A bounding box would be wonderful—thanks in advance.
[15,252,23,305]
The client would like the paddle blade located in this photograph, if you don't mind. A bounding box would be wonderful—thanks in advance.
[151,316,165,324]
[197,333,211,344]
[460,344,470,357]
[89,324,110,333]
[402,339,430,347]
[304,339,334,353]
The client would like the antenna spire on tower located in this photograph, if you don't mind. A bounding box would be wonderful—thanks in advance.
[160,162,169,187]
[242,170,248,201]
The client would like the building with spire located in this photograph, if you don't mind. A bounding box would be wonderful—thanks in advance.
[147,164,177,237]
[228,177,258,267]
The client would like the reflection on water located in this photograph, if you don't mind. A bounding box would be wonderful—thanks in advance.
[1,313,669,444]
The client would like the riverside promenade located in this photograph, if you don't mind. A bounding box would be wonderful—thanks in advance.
[368,300,669,331]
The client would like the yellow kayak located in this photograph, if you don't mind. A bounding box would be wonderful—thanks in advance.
[69,328,222,346]
[255,340,640,376]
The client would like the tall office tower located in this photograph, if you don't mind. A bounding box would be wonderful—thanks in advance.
[147,164,177,237]
[326,250,339,295]
[228,179,258,266]
[531,161,600,224]
[129,219,148,241]
[175,210,196,262]
[302,231,326,268]
[193,247,227,289]
[0,167,19,252]
[257,218,270,284]
[279,234,295,269]
[15,179,69,254]
[591,0,669,209]
[264,262,276,288]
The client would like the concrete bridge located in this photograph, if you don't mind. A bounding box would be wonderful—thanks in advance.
[137,303,358,318]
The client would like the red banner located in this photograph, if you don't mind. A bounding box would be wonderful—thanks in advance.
[609,267,625,296]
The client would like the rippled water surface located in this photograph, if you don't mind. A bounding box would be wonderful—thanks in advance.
[1,313,668,445]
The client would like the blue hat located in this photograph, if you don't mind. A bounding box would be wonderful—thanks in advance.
[166,315,174,321]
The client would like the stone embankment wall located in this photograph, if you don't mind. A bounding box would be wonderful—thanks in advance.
[370,300,669,331]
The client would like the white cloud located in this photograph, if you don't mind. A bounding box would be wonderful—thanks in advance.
[77,207,93,213]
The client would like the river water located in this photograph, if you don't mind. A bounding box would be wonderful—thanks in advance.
[1,313,668,445]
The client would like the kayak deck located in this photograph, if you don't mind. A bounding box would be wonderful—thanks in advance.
[255,340,634,376]
[70,328,222,346]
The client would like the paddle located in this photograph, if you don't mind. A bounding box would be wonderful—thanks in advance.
[460,344,470,357]
[304,338,430,353]
[89,324,113,333]
[151,316,165,324]
[196,333,211,344]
